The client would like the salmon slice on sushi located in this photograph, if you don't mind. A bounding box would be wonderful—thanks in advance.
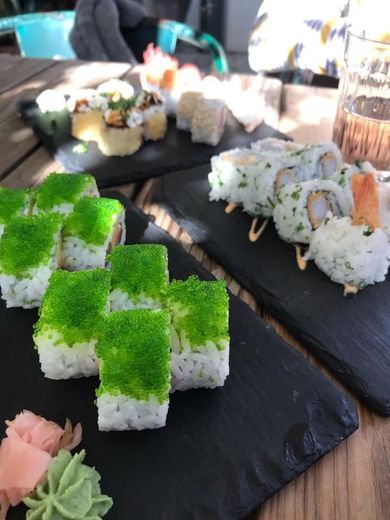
[109,244,169,311]
[61,197,125,271]
[33,269,111,379]
[96,309,171,431]
[0,214,62,308]
[33,172,99,216]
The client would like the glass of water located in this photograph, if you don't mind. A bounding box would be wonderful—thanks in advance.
[333,30,390,170]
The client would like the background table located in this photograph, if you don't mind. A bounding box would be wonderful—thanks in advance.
[0,54,388,520]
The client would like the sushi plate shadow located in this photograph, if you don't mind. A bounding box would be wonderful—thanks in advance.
[16,100,288,189]
[153,164,390,416]
[1,194,358,520]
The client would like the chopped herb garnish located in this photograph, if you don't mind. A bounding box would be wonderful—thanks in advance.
[72,142,89,154]
[265,162,272,168]
[292,207,297,216]
[291,186,303,200]
[238,181,248,188]
[338,176,347,188]
[354,159,362,168]
[324,217,330,225]
[345,261,353,270]
[266,196,275,209]
[363,225,373,237]
[276,193,283,204]
[295,222,305,232]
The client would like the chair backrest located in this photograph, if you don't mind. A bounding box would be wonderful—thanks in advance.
[156,19,229,74]
[0,11,76,59]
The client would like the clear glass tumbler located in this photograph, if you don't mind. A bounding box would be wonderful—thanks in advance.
[333,30,390,170]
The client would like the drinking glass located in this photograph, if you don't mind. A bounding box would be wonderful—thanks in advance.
[333,30,390,170]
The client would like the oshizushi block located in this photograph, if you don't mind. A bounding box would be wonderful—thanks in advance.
[0,187,33,238]
[135,91,167,141]
[33,269,111,379]
[109,244,168,311]
[61,197,125,271]
[191,97,227,146]
[167,276,230,392]
[96,309,171,431]
[0,214,62,308]
[33,173,99,215]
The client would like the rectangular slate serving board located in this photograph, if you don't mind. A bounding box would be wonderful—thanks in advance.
[1,195,357,519]
[154,165,390,416]
[17,100,287,188]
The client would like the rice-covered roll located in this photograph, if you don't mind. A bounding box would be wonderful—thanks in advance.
[273,179,350,245]
[109,244,168,311]
[67,89,108,142]
[134,91,167,141]
[252,140,343,180]
[191,97,227,146]
[33,172,99,216]
[167,276,230,392]
[0,214,62,308]
[96,309,171,431]
[176,91,203,131]
[97,79,134,101]
[98,100,143,157]
[331,160,377,211]
[61,197,125,271]
[36,89,67,113]
[0,187,33,238]
[160,65,202,117]
[208,148,306,218]
[33,269,111,379]
[307,172,390,294]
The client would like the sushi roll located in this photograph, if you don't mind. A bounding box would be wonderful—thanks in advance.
[33,172,99,216]
[251,140,343,179]
[331,160,377,211]
[306,172,390,294]
[96,309,171,431]
[191,97,227,146]
[109,244,168,311]
[160,65,202,117]
[273,179,350,245]
[98,99,143,157]
[67,89,108,142]
[167,276,230,392]
[33,269,111,379]
[0,186,33,238]
[61,197,125,271]
[0,214,62,308]
[176,91,203,131]
[135,91,167,141]
[97,78,134,101]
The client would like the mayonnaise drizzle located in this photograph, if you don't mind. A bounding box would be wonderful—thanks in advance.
[343,283,358,296]
[248,218,268,242]
[295,245,307,271]
[225,202,237,214]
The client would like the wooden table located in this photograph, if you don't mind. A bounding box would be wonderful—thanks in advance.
[0,54,388,520]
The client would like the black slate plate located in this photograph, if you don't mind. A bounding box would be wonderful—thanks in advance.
[154,164,390,416]
[1,195,357,520]
[17,100,287,188]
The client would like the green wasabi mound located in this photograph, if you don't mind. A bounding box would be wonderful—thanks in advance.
[96,309,171,403]
[167,275,229,349]
[0,214,62,277]
[0,186,32,224]
[24,449,113,520]
[34,269,111,346]
[35,173,96,211]
[63,197,124,246]
[109,244,168,300]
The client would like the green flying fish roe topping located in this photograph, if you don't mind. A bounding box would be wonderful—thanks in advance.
[24,449,113,520]
[109,244,168,301]
[63,197,123,246]
[0,214,62,277]
[96,309,171,403]
[167,275,229,349]
[35,173,96,211]
[0,187,31,225]
[34,269,111,346]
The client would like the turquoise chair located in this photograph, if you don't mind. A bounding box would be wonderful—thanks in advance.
[0,11,76,59]
[0,11,229,72]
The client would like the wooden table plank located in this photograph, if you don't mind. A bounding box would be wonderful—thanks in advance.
[0,54,56,94]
